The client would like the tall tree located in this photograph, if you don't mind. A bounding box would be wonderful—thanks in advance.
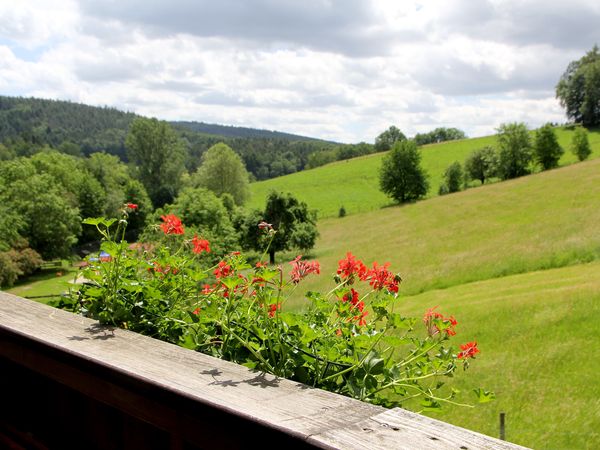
[464,146,498,185]
[126,118,186,208]
[374,126,407,152]
[379,140,429,204]
[192,142,250,205]
[496,122,532,180]
[556,45,600,126]
[238,191,318,264]
[533,124,564,170]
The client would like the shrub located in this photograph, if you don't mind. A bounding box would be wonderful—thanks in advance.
[496,122,533,180]
[464,146,498,185]
[68,213,493,411]
[571,127,592,161]
[338,205,347,218]
[443,161,463,193]
[534,124,564,170]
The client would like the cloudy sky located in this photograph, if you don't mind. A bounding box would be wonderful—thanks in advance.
[1,1,599,143]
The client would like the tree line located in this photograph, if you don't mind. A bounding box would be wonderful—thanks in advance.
[0,118,318,286]
[0,95,339,181]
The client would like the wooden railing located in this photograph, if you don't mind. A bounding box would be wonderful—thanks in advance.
[0,292,527,449]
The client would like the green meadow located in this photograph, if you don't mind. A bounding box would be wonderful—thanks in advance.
[248,127,600,218]
[274,157,600,448]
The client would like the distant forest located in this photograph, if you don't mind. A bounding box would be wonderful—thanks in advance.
[0,96,372,180]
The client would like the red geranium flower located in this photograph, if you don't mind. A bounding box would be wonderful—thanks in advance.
[214,261,232,279]
[191,234,210,254]
[457,341,480,359]
[126,203,138,210]
[337,252,367,282]
[268,303,281,318]
[160,214,184,235]
[423,306,458,337]
[366,262,401,294]
[289,255,320,284]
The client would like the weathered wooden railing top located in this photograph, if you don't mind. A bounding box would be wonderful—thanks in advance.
[0,292,527,449]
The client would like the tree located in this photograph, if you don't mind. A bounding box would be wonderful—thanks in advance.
[414,128,467,146]
[126,118,186,208]
[556,45,600,126]
[571,126,592,161]
[192,143,250,205]
[464,146,498,185]
[166,187,238,258]
[496,122,532,180]
[440,161,463,194]
[239,191,318,264]
[379,140,429,203]
[374,126,407,152]
[533,124,564,170]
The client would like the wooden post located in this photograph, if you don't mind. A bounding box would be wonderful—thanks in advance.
[500,412,506,440]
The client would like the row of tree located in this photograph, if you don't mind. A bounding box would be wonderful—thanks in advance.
[378,123,592,204]
[0,118,319,286]
[0,96,341,182]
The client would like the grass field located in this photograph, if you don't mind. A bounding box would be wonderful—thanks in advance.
[397,262,600,449]
[248,127,600,218]
[287,157,600,300]
[271,157,600,448]
[4,266,79,303]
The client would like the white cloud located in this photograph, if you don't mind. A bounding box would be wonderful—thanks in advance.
[0,0,596,142]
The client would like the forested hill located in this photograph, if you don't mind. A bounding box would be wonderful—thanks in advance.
[0,96,345,180]
[172,120,330,142]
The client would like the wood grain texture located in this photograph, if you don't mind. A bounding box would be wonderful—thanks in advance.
[0,292,528,449]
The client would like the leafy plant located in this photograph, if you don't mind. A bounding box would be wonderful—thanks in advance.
[69,207,489,411]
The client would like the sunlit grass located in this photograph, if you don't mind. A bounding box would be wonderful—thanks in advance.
[4,266,79,303]
[396,262,600,449]
[248,127,600,219]
[284,157,600,301]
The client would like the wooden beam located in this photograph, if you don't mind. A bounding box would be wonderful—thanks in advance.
[0,292,528,449]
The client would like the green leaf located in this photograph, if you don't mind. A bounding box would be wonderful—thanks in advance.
[473,388,496,403]
[363,351,385,375]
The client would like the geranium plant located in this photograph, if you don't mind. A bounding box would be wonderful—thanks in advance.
[68,205,493,410]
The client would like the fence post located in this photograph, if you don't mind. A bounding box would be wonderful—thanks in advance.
[499,412,506,440]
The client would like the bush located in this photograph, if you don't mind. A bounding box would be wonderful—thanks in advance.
[496,122,533,180]
[338,205,347,218]
[0,251,21,287]
[69,214,492,411]
[571,127,592,161]
[534,124,564,170]
[443,161,463,193]
[464,146,498,185]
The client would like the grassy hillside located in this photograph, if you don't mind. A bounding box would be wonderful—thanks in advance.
[399,262,600,449]
[274,156,600,448]
[248,127,600,218]
[288,157,600,299]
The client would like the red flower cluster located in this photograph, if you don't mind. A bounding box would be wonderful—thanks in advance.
[340,288,368,326]
[289,255,321,284]
[214,261,232,279]
[126,203,138,210]
[191,234,210,254]
[366,262,401,294]
[337,252,367,281]
[267,303,281,318]
[423,306,458,337]
[149,263,179,276]
[160,214,184,235]
[457,341,479,359]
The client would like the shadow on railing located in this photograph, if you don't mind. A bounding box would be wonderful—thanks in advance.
[0,293,527,449]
